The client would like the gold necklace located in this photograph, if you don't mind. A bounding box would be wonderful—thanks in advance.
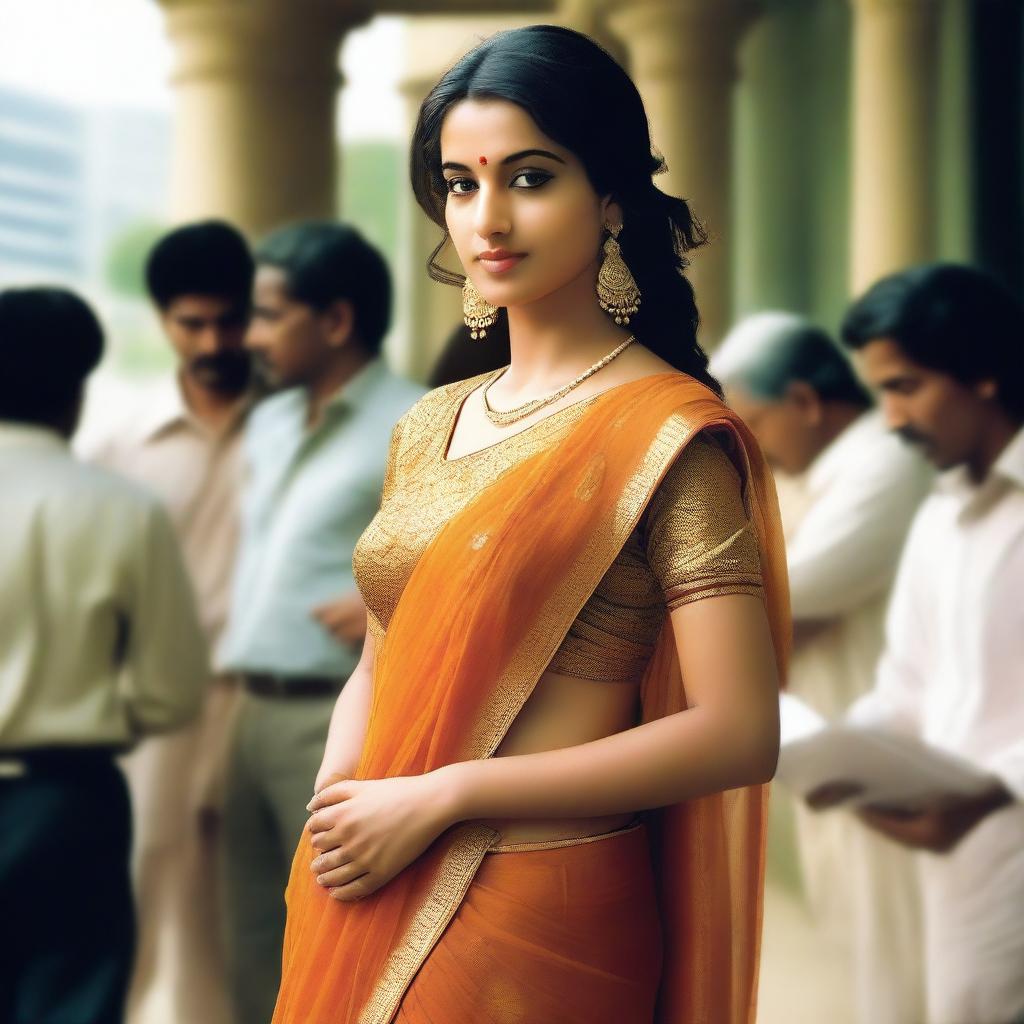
[481,335,636,427]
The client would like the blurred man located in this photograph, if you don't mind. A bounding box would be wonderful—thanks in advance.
[835,264,1024,1024]
[84,221,255,1024]
[218,222,425,1024]
[714,314,931,1024]
[0,287,206,1024]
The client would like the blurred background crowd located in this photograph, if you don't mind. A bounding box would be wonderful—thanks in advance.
[1,1,1022,1023]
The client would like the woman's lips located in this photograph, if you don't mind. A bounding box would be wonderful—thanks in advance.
[477,252,526,274]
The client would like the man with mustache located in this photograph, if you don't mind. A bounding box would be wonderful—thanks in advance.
[825,263,1024,1024]
[713,314,931,1024]
[86,220,256,1024]
[217,221,425,1024]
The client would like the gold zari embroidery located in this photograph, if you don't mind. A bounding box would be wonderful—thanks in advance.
[353,374,763,685]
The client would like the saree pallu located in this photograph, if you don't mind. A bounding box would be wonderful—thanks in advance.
[272,373,791,1024]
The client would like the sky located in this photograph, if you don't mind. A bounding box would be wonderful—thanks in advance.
[0,0,405,139]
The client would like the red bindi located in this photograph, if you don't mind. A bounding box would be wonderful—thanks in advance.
[478,155,488,166]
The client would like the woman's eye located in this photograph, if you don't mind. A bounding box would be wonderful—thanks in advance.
[511,170,552,189]
[445,177,476,195]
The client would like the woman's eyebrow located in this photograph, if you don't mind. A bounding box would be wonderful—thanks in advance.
[441,148,567,173]
[500,148,566,165]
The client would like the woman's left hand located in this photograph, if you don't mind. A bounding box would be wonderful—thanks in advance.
[305,771,459,902]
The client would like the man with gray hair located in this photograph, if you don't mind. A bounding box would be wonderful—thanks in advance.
[713,313,932,1024]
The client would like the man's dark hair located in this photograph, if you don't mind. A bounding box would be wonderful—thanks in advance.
[841,263,1024,419]
[255,222,392,356]
[145,219,254,310]
[0,287,104,426]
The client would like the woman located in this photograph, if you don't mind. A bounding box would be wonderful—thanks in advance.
[272,26,790,1024]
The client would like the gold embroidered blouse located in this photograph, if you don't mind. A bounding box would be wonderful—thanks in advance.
[353,374,763,683]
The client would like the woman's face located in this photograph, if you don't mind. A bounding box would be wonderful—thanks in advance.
[439,98,619,310]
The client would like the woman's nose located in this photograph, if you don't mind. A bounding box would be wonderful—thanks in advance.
[473,183,512,238]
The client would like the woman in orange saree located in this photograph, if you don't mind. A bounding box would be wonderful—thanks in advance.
[271,26,790,1024]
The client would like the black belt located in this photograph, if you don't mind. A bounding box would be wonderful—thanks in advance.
[0,746,120,779]
[243,673,343,698]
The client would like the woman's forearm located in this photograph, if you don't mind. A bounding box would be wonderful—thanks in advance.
[316,666,372,790]
[440,703,778,824]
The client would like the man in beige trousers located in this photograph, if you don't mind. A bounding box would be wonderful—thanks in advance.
[84,221,256,1024]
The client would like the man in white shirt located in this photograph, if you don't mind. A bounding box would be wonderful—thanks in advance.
[831,263,1024,1023]
[0,288,206,1024]
[714,315,931,1023]
[84,221,255,1024]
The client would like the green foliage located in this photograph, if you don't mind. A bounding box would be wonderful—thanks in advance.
[104,219,165,299]
[338,141,402,271]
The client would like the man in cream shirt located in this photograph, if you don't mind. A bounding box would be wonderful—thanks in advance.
[835,264,1024,1024]
[0,287,205,1024]
[714,314,932,1024]
[82,220,256,1024]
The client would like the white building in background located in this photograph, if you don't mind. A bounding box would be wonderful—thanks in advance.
[0,87,87,284]
[0,84,171,289]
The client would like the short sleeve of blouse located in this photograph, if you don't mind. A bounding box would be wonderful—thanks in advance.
[644,432,763,611]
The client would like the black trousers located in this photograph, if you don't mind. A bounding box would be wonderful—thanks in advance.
[0,754,134,1024]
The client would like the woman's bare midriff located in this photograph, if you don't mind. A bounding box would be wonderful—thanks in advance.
[484,669,641,846]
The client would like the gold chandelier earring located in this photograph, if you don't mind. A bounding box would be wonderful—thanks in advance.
[596,223,641,325]
[462,278,498,340]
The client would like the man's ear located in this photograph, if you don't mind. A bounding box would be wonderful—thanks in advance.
[322,299,356,349]
[785,379,824,426]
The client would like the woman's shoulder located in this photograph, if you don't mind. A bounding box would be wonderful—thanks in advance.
[654,431,745,508]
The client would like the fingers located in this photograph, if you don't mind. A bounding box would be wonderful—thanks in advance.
[315,860,367,890]
[308,780,353,813]
[806,780,864,811]
[329,874,377,903]
[309,823,345,852]
[311,595,364,629]
[310,846,352,875]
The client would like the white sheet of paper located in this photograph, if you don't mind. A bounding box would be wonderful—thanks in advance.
[776,693,998,808]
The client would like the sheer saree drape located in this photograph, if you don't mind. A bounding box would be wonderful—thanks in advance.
[272,373,790,1024]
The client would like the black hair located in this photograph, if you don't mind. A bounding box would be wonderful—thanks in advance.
[841,263,1024,420]
[255,222,392,356]
[145,219,254,310]
[0,287,104,426]
[736,325,873,408]
[410,24,721,396]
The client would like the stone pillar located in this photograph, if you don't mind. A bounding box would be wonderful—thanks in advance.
[733,0,852,327]
[158,0,370,238]
[849,0,941,292]
[557,0,628,67]
[392,70,464,380]
[608,0,756,349]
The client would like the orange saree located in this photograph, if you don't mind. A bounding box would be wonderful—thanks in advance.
[272,373,790,1024]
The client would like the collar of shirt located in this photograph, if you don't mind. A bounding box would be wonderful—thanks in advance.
[0,421,68,453]
[134,373,251,445]
[805,408,880,494]
[994,425,1024,489]
[283,357,387,433]
[934,425,1024,516]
